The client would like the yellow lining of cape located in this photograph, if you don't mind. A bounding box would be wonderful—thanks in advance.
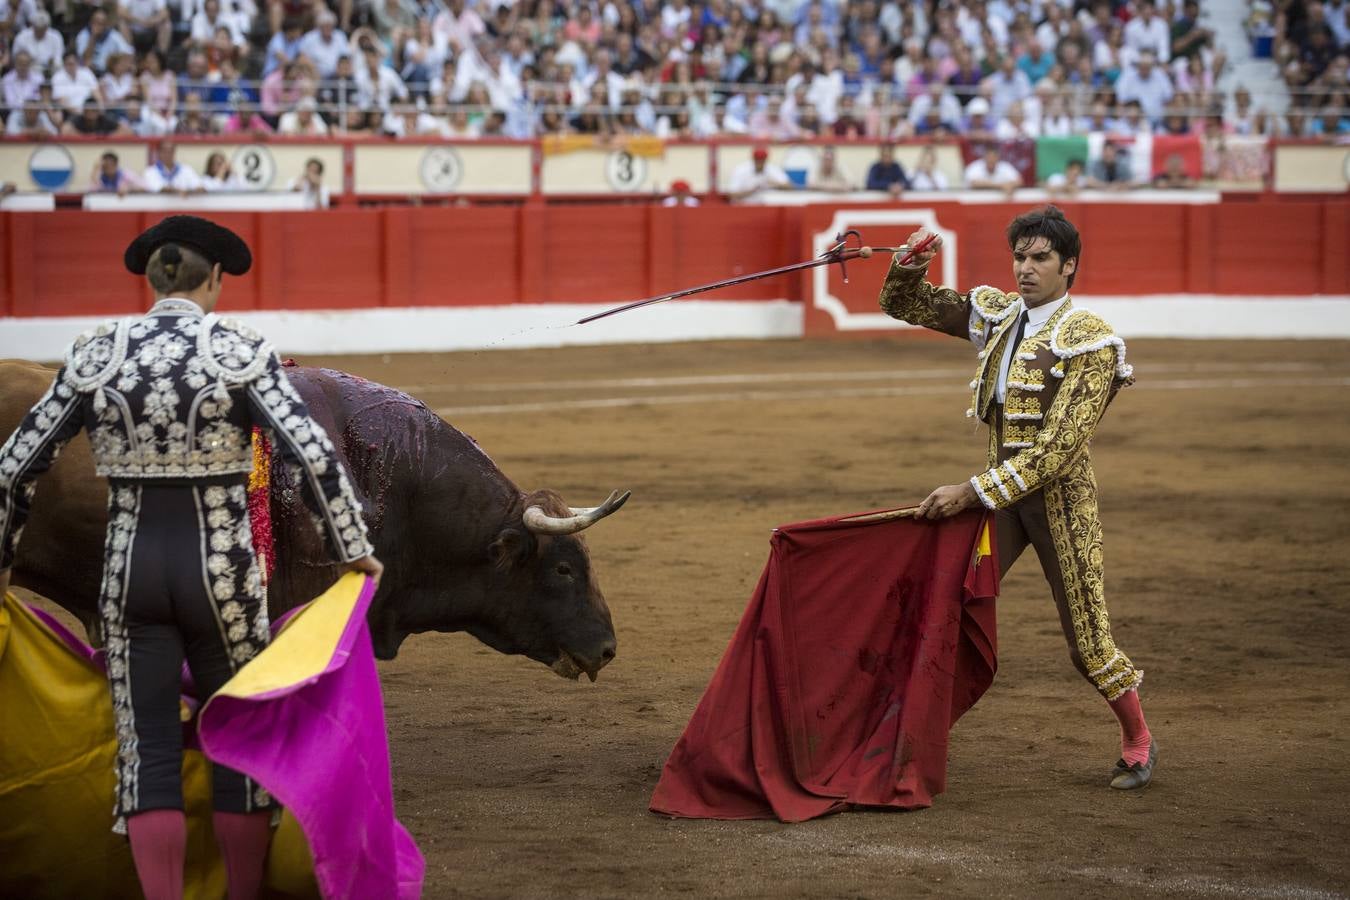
[210,572,366,701]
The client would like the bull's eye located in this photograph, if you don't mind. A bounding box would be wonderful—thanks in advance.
[556,562,573,577]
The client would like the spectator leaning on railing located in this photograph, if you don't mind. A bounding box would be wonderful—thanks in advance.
[202,150,246,190]
[1090,140,1135,190]
[287,156,329,208]
[143,140,204,195]
[964,143,1021,197]
[89,150,147,194]
[728,145,790,202]
[865,141,909,195]
[908,145,949,190]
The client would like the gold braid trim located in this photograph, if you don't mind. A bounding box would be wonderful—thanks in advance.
[969,285,1019,323]
[877,261,974,341]
[1049,308,1134,383]
[973,345,1117,509]
[1043,462,1143,699]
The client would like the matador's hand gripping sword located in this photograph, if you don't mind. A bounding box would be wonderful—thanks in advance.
[574,231,939,326]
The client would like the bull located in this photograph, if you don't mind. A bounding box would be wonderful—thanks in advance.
[0,360,627,681]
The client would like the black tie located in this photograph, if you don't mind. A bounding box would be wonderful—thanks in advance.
[1001,310,1029,394]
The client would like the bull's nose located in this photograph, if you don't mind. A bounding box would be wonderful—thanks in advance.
[600,643,616,664]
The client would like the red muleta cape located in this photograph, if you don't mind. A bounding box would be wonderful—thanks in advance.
[650,508,998,822]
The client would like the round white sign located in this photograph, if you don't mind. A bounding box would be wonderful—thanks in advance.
[29,144,75,190]
[230,145,277,191]
[420,146,463,192]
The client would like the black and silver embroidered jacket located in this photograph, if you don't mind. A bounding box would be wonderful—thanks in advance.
[0,298,373,568]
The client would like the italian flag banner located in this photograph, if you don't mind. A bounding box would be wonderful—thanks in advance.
[1035,133,1205,184]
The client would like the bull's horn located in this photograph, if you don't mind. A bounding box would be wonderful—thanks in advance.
[523,490,631,536]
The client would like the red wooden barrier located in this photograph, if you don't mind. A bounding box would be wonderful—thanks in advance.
[1,199,1344,322]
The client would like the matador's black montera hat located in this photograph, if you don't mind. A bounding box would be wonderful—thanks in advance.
[124,215,253,276]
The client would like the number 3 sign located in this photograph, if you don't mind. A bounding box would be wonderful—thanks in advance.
[229,145,278,191]
[604,149,648,192]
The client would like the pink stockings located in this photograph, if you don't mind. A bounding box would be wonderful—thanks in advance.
[212,811,273,900]
[1108,689,1152,766]
[127,809,272,900]
[127,810,186,900]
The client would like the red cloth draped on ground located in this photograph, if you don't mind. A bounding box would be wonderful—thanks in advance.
[650,508,999,822]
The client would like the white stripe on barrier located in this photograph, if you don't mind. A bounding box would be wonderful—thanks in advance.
[2,295,1348,359]
[0,300,803,360]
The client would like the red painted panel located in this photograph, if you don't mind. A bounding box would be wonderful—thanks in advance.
[517,203,547,304]
[1183,205,1216,293]
[25,212,145,317]
[1321,201,1349,295]
[669,207,797,301]
[203,212,262,313]
[1073,204,1190,295]
[381,208,413,307]
[254,214,285,313]
[646,207,678,297]
[0,214,10,318]
[267,210,385,309]
[539,207,648,302]
[406,207,519,306]
[1210,203,1322,295]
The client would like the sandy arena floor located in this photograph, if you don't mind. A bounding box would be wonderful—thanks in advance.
[29,335,1350,898]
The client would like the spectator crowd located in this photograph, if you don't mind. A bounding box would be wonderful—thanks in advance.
[0,0,1342,146]
[1268,0,1350,134]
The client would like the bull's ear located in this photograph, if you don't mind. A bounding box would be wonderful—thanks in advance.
[489,527,530,572]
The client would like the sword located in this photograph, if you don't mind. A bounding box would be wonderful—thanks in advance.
[574,231,939,326]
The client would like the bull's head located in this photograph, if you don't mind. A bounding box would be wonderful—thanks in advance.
[470,489,629,682]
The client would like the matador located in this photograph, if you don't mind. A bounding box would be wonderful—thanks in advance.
[0,216,384,898]
[877,205,1156,790]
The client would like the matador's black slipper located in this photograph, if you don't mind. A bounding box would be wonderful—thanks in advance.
[1110,739,1157,790]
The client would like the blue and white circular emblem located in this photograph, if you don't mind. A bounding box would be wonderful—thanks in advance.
[29,145,75,190]
[781,145,818,188]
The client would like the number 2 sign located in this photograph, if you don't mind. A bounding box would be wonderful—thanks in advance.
[229,145,278,191]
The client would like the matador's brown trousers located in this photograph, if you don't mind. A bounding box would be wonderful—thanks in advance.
[992,408,1142,700]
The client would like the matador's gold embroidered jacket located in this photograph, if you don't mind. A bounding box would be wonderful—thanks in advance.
[878,260,1134,510]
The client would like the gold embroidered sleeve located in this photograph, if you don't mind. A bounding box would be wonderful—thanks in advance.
[969,346,1117,510]
[877,260,973,341]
